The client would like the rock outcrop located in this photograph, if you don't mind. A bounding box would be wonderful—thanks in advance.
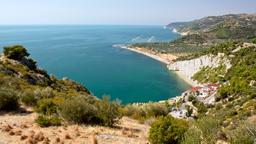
[168,53,231,85]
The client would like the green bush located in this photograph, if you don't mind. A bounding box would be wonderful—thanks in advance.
[188,95,195,102]
[144,103,169,118]
[149,116,188,144]
[182,127,202,144]
[122,103,168,122]
[194,102,207,114]
[0,89,19,111]
[36,98,57,115]
[252,38,256,44]
[35,115,61,127]
[25,58,37,70]
[3,45,29,60]
[20,91,37,106]
[59,96,98,124]
[197,116,221,143]
[183,116,222,144]
[96,96,121,127]
[121,105,146,121]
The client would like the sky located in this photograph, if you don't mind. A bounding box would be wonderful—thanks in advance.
[0,0,255,25]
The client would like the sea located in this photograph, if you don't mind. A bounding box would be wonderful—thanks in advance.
[0,25,190,104]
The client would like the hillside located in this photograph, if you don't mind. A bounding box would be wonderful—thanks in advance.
[132,13,256,55]
[168,13,256,41]
[165,41,256,144]
[0,45,152,144]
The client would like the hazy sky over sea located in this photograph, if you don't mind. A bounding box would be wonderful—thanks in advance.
[0,0,255,25]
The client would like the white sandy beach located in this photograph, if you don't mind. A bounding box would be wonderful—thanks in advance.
[115,45,177,64]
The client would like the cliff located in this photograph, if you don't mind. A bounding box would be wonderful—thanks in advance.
[168,53,231,85]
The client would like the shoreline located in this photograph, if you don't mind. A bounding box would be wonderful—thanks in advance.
[114,44,177,64]
[114,44,195,86]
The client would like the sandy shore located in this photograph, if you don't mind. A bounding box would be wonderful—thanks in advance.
[114,44,194,86]
[171,70,197,86]
[115,45,177,65]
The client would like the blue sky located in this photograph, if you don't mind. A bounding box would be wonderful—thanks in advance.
[0,0,255,25]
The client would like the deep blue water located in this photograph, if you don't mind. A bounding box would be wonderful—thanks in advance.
[0,25,190,104]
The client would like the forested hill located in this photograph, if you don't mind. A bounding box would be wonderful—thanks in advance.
[132,13,256,55]
[167,13,256,42]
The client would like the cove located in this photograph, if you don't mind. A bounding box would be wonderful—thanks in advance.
[0,25,190,104]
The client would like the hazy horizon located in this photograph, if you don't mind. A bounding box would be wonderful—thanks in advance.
[0,0,256,25]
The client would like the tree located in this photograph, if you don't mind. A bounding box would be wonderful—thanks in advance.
[3,45,29,60]
[149,116,188,144]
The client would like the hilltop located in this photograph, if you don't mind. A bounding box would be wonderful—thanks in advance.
[132,13,256,55]
[168,13,256,42]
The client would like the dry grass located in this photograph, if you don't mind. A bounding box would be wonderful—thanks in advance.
[0,111,149,144]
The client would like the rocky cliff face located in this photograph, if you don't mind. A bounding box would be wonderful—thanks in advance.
[168,54,231,85]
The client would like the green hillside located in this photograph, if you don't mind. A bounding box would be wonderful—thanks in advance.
[132,14,256,55]
[0,45,121,127]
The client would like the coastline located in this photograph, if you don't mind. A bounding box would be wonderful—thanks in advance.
[171,69,197,86]
[114,44,195,86]
[114,44,177,64]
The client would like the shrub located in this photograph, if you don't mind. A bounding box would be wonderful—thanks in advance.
[144,103,169,118]
[195,102,207,114]
[149,116,188,144]
[0,89,19,111]
[183,116,222,144]
[185,105,193,117]
[121,105,146,121]
[188,95,195,102]
[227,122,256,144]
[35,115,62,127]
[196,116,221,144]
[182,127,202,144]
[3,45,29,60]
[96,96,121,127]
[122,103,168,122]
[24,58,37,70]
[215,103,222,110]
[252,38,256,44]
[36,98,57,115]
[59,96,98,124]
[20,91,37,106]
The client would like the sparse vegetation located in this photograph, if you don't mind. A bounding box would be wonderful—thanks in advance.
[20,91,38,107]
[59,95,121,126]
[0,12,256,143]
[0,46,122,128]
[36,98,58,115]
[35,115,62,127]
[192,65,226,83]
[182,116,221,144]
[121,102,169,122]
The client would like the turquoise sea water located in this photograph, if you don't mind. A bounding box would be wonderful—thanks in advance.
[0,25,190,104]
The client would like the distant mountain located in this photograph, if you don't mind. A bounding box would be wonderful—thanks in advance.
[167,13,256,41]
